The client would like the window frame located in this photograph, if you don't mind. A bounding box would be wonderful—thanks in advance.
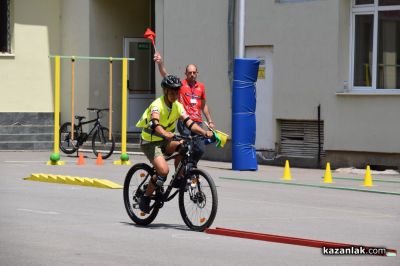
[276,0,319,3]
[349,0,400,91]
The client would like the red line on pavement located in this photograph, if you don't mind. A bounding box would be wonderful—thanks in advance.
[204,227,397,256]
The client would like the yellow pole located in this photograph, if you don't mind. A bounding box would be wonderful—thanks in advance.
[71,57,75,140]
[54,56,61,153]
[114,58,130,165]
[109,58,113,140]
[121,58,127,154]
[47,56,64,165]
[365,63,370,87]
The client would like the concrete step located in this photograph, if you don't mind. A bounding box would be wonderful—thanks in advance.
[0,112,53,125]
[0,133,53,141]
[113,132,140,143]
[0,125,53,134]
[0,141,53,150]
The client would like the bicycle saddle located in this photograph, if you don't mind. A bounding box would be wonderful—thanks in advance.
[75,115,85,121]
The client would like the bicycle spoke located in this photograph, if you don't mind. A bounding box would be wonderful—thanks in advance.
[92,127,115,159]
[179,170,217,230]
[123,164,159,225]
[59,122,78,154]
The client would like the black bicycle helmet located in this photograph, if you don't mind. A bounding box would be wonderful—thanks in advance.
[161,75,182,90]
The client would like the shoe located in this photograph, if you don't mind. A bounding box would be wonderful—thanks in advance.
[139,195,151,213]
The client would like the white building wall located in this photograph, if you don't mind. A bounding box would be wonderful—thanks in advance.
[89,0,150,129]
[245,0,400,155]
[0,0,61,112]
[155,0,231,135]
[246,0,338,120]
[59,0,90,124]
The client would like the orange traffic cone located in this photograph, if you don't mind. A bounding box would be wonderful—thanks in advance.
[77,153,85,165]
[96,153,104,166]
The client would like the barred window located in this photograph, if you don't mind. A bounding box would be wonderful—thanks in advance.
[0,0,10,53]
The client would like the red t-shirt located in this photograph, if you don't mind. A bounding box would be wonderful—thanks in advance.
[179,79,206,122]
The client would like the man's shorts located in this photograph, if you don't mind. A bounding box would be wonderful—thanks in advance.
[140,139,170,162]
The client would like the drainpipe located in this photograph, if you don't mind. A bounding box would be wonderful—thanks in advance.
[317,104,321,168]
[228,0,235,86]
[238,0,245,58]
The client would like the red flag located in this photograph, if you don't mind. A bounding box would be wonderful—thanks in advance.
[144,28,156,46]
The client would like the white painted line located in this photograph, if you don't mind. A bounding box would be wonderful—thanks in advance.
[17,209,59,215]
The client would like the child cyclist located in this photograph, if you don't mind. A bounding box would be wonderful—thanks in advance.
[135,75,213,213]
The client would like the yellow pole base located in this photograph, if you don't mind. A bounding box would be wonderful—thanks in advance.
[46,160,65,166]
[113,160,131,166]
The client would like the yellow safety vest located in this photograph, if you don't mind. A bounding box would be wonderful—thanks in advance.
[136,96,186,142]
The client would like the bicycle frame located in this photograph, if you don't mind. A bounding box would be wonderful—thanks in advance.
[60,108,114,158]
[141,136,200,210]
[123,133,217,231]
[75,118,101,144]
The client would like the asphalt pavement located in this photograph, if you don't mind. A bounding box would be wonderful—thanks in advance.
[0,151,399,266]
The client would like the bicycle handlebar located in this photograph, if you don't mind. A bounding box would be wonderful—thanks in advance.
[87,108,109,112]
[172,134,208,142]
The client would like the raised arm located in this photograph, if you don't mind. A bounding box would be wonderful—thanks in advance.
[153,52,168,78]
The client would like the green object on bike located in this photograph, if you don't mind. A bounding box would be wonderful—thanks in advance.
[120,153,129,161]
[50,152,60,162]
[213,131,222,148]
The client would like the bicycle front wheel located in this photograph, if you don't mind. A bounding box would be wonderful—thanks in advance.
[59,122,78,154]
[123,163,159,226]
[179,168,218,231]
[92,126,115,159]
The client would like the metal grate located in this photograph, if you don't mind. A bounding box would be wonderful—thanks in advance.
[279,120,324,158]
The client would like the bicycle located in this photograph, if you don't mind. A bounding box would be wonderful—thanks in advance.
[123,135,218,232]
[59,108,115,159]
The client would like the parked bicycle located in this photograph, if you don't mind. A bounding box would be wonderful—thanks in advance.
[59,108,115,159]
[123,135,218,232]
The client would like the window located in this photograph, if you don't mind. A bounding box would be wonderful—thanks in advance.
[0,0,10,53]
[356,0,374,4]
[350,0,400,90]
[277,0,319,3]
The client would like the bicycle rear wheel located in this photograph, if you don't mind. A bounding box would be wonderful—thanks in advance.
[179,168,218,231]
[92,126,115,159]
[59,122,78,154]
[123,163,159,226]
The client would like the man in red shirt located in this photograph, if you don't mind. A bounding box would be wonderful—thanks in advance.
[154,52,215,163]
